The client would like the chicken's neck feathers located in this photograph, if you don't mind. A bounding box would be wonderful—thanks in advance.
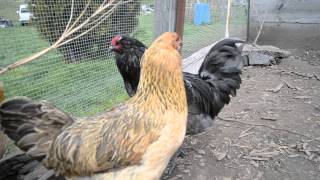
[132,46,187,113]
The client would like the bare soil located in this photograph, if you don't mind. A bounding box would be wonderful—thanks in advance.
[166,50,320,180]
[1,49,319,180]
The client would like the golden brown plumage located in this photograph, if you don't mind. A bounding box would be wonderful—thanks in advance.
[0,32,187,180]
[0,81,4,103]
[0,81,8,159]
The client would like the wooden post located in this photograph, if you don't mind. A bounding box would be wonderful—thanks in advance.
[247,0,251,41]
[175,0,186,40]
[225,0,232,38]
[153,0,177,39]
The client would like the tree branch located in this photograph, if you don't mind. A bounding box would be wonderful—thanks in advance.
[252,5,266,44]
[0,0,133,75]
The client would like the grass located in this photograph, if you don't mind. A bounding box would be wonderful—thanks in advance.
[133,13,154,46]
[0,26,129,116]
[0,2,247,116]
[0,0,19,22]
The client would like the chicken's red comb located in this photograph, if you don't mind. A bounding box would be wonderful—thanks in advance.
[111,35,122,46]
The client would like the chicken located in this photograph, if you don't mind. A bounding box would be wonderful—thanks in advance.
[110,35,147,96]
[110,36,244,135]
[0,83,61,180]
[0,81,4,103]
[0,151,64,180]
[0,32,187,180]
[0,81,8,159]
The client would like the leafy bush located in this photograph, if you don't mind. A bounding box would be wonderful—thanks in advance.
[29,0,141,62]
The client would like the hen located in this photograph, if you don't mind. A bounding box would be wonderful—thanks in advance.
[0,81,8,159]
[110,36,244,134]
[0,82,4,103]
[110,35,147,97]
[0,32,187,180]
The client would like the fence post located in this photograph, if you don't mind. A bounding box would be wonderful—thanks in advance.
[153,0,177,39]
[247,0,251,41]
[175,0,186,40]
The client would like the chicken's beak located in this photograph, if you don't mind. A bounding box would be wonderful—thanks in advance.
[108,45,115,52]
[177,39,183,51]
[178,41,183,51]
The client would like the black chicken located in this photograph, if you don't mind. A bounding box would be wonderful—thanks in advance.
[110,36,244,135]
[109,35,147,97]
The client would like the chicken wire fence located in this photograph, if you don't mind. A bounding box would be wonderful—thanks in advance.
[182,0,248,71]
[182,0,248,57]
[0,0,248,117]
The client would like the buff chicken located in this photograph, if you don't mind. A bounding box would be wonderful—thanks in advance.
[0,32,187,180]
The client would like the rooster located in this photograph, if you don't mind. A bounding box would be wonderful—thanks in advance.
[0,32,187,180]
[110,36,244,135]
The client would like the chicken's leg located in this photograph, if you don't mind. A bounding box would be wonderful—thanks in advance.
[162,148,186,179]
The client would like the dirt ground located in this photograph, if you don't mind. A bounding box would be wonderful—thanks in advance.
[166,50,320,180]
[1,48,319,180]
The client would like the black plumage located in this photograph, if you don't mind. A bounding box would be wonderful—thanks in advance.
[110,36,244,134]
[0,151,64,180]
[110,35,147,96]
[0,98,69,180]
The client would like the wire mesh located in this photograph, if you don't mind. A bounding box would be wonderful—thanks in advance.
[0,0,247,117]
[182,0,248,57]
[0,0,153,116]
[181,0,248,73]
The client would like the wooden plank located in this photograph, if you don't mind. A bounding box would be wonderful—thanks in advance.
[153,0,177,39]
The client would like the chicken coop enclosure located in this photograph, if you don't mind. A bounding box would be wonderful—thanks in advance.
[0,0,248,116]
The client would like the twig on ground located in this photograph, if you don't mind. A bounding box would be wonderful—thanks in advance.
[283,80,298,90]
[241,126,254,134]
[224,164,246,169]
[314,74,320,81]
[217,116,320,143]
[304,137,320,143]
[249,149,280,158]
[277,168,298,174]
[244,156,269,161]
[239,132,255,138]
[260,117,278,121]
[240,126,254,136]
[293,96,311,100]
[230,144,253,149]
[290,71,314,79]
[266,83,284,93]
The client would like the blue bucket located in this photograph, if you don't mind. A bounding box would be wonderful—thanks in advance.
[194,3,211,25]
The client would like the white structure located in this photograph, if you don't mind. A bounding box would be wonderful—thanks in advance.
[17,4,32,25]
